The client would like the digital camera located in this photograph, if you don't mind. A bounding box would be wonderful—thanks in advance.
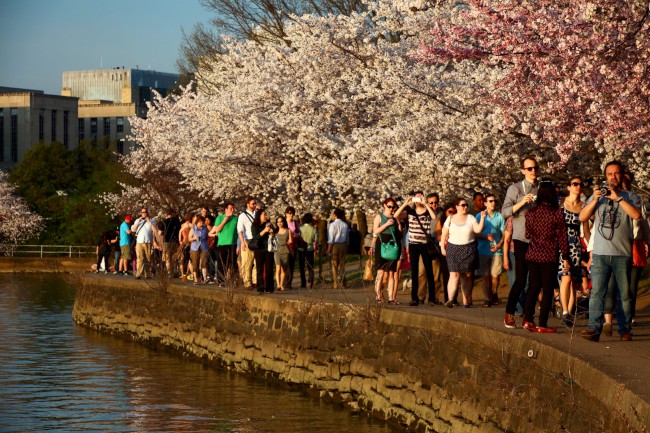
[599,181,611,197]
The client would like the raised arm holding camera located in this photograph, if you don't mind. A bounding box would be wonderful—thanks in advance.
[579,161,641,342]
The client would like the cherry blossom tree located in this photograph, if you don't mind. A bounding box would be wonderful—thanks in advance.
[0,170,44,250]
[415,0,650,174]
[107,0,647,220]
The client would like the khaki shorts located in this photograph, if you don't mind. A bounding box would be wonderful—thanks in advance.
[479,254,503,277]
[120,245,132,261]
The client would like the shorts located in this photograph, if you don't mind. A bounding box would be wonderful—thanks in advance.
[120,245,132,261]
[479,254,503,277]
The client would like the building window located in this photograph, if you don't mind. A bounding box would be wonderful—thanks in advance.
[103,118,110,137]
[78,118,85,142]
[11,108,18,162]
[90,118,97,138]
[51,110,57,142]
[0,109,4,162]
[39,109,44,141]
[116,117,124,134]
[63,111,69,148]
[117,139,124,155]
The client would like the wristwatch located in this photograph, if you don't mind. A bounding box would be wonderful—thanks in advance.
[616,197,623,203]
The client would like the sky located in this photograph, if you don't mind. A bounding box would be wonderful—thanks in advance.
[0,0,210,95]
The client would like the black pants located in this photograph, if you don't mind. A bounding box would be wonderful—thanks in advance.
[254,250,274,293]
[97,252,111,271]
[410,243,434,302]
[298,249,315,288]
[216,244,237,285]
[524,261,556,327]
[506,240,529,314]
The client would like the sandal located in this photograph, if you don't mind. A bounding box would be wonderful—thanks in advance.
[482,301,492,308]
[375,298,384,306]
[387,299,400,305]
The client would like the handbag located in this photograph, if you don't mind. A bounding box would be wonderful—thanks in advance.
[268,236,279,252]
[414,212,440,257]
[248,238,261,251]
[380,226,400,261]
[362,256,374,281]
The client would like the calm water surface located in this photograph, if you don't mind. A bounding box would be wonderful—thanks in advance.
[0,274,395,433]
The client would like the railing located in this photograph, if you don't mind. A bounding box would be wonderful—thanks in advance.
[3,245,95,258]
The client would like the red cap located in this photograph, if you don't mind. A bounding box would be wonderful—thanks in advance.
[125,215,133,223]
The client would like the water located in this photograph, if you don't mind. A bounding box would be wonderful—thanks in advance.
[0,274,395,433]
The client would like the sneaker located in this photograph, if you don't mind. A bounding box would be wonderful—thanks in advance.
[104,270,108,274]
[523,321,537,332]
[503,313,516,329]
[113,271,119,275]
[536,326,557,333]
[581,329,600,342]
[620,333,632,341]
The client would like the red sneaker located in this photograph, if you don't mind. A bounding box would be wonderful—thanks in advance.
[504,313,516,329]
[536,326,557,333]
[523,321,537,332]
[620,333,632,341]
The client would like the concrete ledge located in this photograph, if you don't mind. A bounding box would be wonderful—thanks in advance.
[73,275,649,433]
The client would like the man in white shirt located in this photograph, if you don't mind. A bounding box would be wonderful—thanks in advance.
[237,197,257,289]
[131,207,159,279]
[327,208,349,289]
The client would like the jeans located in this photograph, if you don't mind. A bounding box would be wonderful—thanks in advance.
[506,240,529,315]
[588,254,632,335]
[298,249,315,288]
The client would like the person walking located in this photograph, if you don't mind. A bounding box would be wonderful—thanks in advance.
[131,207,159,280]
[298,213,318,289]
[522,182,570,333]
[327,208,349,289]
[502,156,540,328]
[440,198,486,308]
[579,161,641,342]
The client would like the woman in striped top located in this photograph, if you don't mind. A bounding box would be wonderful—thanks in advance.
[395,192,438,307]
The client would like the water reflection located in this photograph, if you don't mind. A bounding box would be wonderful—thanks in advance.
[0,274,395,433]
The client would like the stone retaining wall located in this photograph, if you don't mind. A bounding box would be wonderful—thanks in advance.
[73,276,648,433]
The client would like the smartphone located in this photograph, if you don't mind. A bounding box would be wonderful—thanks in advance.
[412,197,422,203]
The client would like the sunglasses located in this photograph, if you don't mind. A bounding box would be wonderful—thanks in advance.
[141,211,147,214]
[570,182,583,187]
[385,205,396,209]
[523,166,540,172]
[428,201,438,205]
[457,204,468,208]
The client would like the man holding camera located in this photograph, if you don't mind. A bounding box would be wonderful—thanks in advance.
[579,161,641,342]
[501,156,540,328]
[131,207,159,280]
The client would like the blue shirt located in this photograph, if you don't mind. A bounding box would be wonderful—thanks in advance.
[476,211,505,256]
[119,221,132,247]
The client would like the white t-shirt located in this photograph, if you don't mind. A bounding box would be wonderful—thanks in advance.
[444,215,477,245]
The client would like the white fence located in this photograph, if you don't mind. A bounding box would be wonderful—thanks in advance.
[3,245,95,258]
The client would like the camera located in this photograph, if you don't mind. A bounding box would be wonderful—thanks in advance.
[599,181,611,197]
[412,197,422,203]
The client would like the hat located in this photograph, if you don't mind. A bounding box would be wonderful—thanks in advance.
[125,215,133,223]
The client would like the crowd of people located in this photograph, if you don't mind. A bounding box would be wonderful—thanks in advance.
[94,157,648,342]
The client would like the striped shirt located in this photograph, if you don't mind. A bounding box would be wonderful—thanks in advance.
[406,207,433,244]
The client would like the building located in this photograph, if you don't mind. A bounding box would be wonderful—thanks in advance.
[0,87,79,171]
[62,68,179,154]
[0,68,178,170]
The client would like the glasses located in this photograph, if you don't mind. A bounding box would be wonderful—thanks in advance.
[487,200,496,203]
[428,201,438,205]
[141,211,147,214]
[277,220,283,224]
[385,205,395,209]
[570,182,583,187]
[457,204,468,208]
[523,166,540,172]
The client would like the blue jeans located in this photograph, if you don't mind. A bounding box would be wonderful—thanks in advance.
[588,255,632,335]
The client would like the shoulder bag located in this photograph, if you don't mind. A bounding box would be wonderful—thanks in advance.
[415,213,440,257]
[380,223,400,261]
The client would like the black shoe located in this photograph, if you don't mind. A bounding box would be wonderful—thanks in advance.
[409,300,419,306]
[560,313,574,327]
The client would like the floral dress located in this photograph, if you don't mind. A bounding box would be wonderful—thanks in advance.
[558,207,583,279]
